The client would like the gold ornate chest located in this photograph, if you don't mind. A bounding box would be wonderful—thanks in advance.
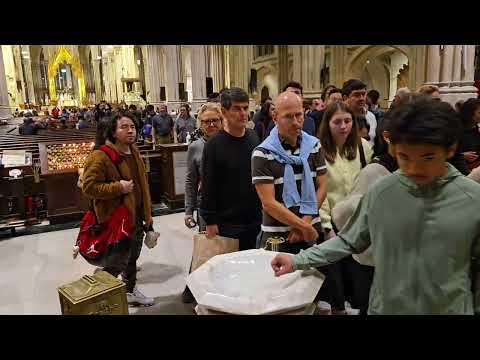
[58,271,128,315]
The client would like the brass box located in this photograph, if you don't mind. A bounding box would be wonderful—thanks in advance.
[58,271,128,315]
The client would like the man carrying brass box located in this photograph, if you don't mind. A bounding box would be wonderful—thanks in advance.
[82,113,154,307]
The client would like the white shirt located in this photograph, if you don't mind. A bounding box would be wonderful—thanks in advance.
[365,110,377,147]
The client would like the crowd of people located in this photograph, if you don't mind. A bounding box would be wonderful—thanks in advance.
[74,78,480,314]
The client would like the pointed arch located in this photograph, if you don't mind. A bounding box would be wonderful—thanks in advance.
[47,45,86,104]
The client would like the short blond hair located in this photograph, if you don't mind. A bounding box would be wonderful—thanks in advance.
[196,102,222,127]
[417,84,439,95]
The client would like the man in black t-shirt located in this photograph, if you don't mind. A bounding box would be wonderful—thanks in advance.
[200,87,261,250]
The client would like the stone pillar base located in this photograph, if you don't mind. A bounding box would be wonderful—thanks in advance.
[166,100,185,115]
[303,90,323,100]
[191,98,208,114]
[439,85,478,106]
[0,105,12,120]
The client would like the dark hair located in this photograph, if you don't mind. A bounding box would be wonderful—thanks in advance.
[220,87,249,110]
[388,97,462,149]
[372,116,391,158]
[146,104,155,112]
[105,113,137,144]
[367,89,380,104]
[282,81,303,94]
[459,98,480,128]
[318,102,359,163]
[342,79,367,97]
[94,117,111,149]
[259,101,274,122]
[129,104,137,111]
[357,116,370,131]
[179,103,191,118]
[327,88,342,98]
[261,96,272,105]
[207,92,220,102]
[321,84,337,101]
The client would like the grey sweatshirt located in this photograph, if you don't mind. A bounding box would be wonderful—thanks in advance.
[185,137,206,215]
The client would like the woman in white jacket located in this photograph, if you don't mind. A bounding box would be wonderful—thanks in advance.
[331,120,395,315]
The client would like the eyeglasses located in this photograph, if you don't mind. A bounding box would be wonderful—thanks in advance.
[201,118,221,125]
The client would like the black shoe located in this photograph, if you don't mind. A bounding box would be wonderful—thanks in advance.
[181,286,196,304]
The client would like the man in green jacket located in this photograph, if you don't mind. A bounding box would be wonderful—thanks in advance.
[271,97,480,315]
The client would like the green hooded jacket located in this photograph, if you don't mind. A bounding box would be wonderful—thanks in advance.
[292,164,480,315]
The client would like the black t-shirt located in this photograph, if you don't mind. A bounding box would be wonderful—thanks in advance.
[200,129,261,226]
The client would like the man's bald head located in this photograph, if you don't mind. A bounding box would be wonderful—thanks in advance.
[274,91,303,111]
[273,91,304,144]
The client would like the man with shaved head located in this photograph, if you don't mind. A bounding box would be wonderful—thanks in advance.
[252,91,327,251]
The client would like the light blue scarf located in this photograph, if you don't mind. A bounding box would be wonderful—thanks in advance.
[258,126,318,215]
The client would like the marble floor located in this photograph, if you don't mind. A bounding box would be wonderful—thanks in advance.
[0,212,197,315]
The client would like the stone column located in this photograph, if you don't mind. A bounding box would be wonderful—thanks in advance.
[278,45,289,94]
[165,45,182,110]
[210,45,225,92]
[330,45,346,88]
[190,45,208,113]
[451,45,462,86]
[425,45,441,84]
[145,45,163,107]
[434,45,477,105]
[21,46,36,105]
[440,45,454,87]
[0,46,12,119]
[114,46,123,103]
[301,45,325,99]
[92,50,103,102]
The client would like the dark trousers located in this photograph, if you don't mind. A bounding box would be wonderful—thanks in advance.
[343,256,374,315]
[219,223,260,251]
[103,217,145,293]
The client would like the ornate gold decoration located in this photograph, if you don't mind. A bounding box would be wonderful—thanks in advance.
[47,45,87,105]
[31,158,41,183]
[263,236,285,252]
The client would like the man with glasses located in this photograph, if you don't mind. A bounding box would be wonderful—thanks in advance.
[200,88,262,250]
[342,79,377,146]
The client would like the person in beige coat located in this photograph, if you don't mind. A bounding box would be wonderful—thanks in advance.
[82,114,154,306]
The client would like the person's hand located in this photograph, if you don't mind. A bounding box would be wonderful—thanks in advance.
[287,229,303,243]
[271,253,294,277]
[463,151,479,162]
[184,215,197,228]
[120,180,134,194]
[145,217,153,229]
[301,223,319,242]
[206,224,219,238]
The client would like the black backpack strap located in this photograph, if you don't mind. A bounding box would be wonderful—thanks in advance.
[359,140,367,169]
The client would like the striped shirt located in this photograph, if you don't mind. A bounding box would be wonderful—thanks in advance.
[251,138,327,233]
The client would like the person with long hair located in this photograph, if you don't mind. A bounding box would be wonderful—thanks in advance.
[82,113,154,306]
[253,100,274,141]
[182,102,223,303]
[331,116,397,315]
[458,98,480,171]
[317,101,373,314]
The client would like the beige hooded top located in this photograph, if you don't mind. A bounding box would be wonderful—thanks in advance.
[331,163,390,266]
[468,166,480,183]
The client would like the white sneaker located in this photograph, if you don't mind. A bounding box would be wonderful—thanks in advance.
[316,301,332,315]
[127,287,154,306]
